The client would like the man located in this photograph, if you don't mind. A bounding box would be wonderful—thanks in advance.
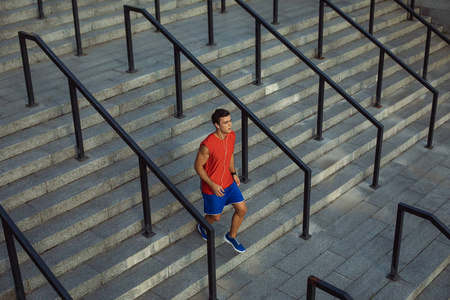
[194,109,247,253]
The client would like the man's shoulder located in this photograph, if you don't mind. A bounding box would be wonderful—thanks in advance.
[201,132,215,144]
[200,133,216,151]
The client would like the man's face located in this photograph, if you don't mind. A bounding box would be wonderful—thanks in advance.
[217,115,232,134]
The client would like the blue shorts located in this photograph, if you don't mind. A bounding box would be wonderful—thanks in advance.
[202,182,245,215]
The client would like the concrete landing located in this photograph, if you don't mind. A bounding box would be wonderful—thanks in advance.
[190,121,450,300]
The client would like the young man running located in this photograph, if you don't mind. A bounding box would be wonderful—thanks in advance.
[194,109,247,253]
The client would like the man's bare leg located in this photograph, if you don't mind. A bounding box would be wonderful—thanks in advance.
[229,201,247,238]
[205,214,220,225]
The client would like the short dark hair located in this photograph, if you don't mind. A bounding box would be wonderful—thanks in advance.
[211,109,230,126]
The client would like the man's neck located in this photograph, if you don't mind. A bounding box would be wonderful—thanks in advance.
[214,129,227,140]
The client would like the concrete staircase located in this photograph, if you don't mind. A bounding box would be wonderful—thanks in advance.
[0,0,448,299]
[0,0,236,74]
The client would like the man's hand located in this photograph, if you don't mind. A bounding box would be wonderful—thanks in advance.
[233,174,240,187]
[211,183,225,197]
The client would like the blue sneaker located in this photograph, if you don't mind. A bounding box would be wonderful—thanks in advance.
[224,232,246,253]
[198,224,207,241]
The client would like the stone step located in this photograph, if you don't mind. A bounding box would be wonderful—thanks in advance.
[0,0,448,298]
[0,0,245,74]
[22,86,449,297]
[0,0,37,11]
[0,10,446,250]
[77,90,450,300]
[2,51,448,298]
[0,0,392,143]
[186,122,450,300]
[1,2,401,147]
[0,0,141,40]
[0,5,434,194]
[1,17,444,254]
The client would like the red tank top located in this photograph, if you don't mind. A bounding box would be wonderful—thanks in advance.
[200,131,235,195]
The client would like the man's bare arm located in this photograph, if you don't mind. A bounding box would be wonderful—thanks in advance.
[194,145,225,196]
[229,154,240,187]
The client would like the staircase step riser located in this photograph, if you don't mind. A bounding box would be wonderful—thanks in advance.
[0,0,232,73]
[78,108,449,300]
[2,69,447,297]
[151,108,450,300]
[0,5,430,160]
[2,40,447,240]
[2,0,408,152]
[1,0,448,298]
[1,33,447,260]
[0,0,388,75]
[0,14,436,198]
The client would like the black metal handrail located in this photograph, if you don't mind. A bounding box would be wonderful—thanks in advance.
[35,0,83,55]
[1,205,72,300]
[124,5,313,241]
[387,202,450,281]
[147,0,215,45]
[306,275,354,300]
[368,0,450,80]
[235,0,384,189]
[318,0,440,149]
[213,0,279,24]
[18,31,217,299]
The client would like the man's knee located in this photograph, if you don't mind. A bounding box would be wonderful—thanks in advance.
[235,203,247,216]
[207,214,221,222]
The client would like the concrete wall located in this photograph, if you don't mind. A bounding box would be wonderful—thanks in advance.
[415,0,450,32]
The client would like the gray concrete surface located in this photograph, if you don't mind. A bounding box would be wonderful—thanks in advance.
[415,0,450,32]
[191,121,450,299]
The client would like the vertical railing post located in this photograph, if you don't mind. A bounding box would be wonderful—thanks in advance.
[300,171,312,240]
[124,7,136,73]
[206,226,217,300]
[241,111,249,183]
[314,76,325,141]
[316,0,324,59]
[408,0,415,20]
[173,45,184,118]
[272,0,279,25]
[19,33,37,107]
[37,0,45,19]
[425,92,438,149]
[370,128,383,189]
[68,79,87,161]
[71,0,83,56]
[220,0,227,13]
[306,276,316,300]
[206,0,215,46]
[422,27,431,80]
[139,157,155,238]
[2,219,26,300]
[154,0,161,32]
[254,19,262,85]
[374,48,385,108]
[368,0,375,35]
[387,205,405,281]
